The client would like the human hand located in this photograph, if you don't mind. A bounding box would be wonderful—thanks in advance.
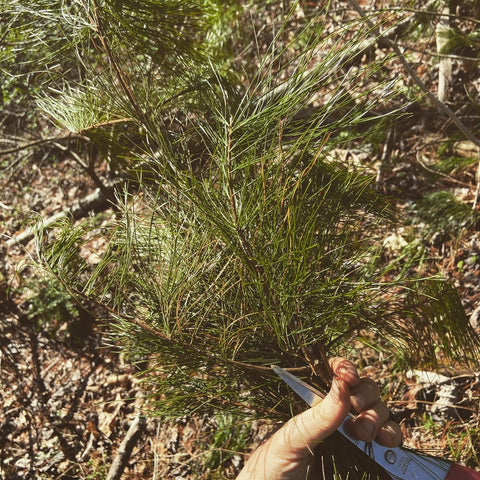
[236,357,402,480]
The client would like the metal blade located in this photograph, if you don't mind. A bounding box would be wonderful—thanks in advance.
[271,365,325,407]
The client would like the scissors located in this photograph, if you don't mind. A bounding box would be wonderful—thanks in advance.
[272,365,480,480]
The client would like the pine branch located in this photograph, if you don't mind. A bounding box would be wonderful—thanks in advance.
[25,0,480,427]
[59,282,309,376]
[91,0,146,125]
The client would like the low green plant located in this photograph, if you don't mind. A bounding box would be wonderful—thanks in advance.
[447,425,480,468]
[21,276,95,345]
[84,457,108,480]
[434,155,478,175]
[423,412,438,436]
[26,282,77,328]
[200,414,251,475]
[411,190,480,239]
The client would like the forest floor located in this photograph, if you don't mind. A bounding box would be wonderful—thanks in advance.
[2,2,480,479]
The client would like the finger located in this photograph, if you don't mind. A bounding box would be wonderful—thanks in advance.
[329,357,360,387]
[274,377,351,455]
[349,378,380,412]
[376,420,403,447]
[346,399,390,443]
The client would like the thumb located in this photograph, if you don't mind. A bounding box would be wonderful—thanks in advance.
[275,378,351,455]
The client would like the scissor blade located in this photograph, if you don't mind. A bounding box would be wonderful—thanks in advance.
[271,365,325,407]
[271,365,470,480]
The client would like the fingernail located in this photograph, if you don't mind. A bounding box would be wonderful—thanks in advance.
[381,424,399,442]
[331,378,349,399]
[378,424,402,447]
[337,362,358,378]
[382,424,395,436]
[351,391,367,411]
[355,418,375,440]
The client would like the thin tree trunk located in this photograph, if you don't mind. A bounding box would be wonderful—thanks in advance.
[436,5,452,103]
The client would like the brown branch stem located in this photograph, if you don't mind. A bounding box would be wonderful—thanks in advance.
[78,117,133,134]
[105,412,145,480]
[62,284,307,375]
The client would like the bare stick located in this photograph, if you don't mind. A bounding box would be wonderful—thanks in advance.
[0,134,87,155]
[105,413,145,480]
[5,186,114,248]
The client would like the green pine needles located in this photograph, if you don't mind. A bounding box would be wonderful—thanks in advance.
[11,0,479,426]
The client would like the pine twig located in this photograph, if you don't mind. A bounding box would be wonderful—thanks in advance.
[389,5,480,26]
[415,152,471,188]
[78,117,132,134]
[403,45,480,63]
[91,0,146,126]
[55,282,310,375]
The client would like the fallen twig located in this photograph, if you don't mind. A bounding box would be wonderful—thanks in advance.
[5,185,114,248]
[0,133,88,156]
[436,4,452,103]
[105,413,145,480]
[473,147,480,209]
